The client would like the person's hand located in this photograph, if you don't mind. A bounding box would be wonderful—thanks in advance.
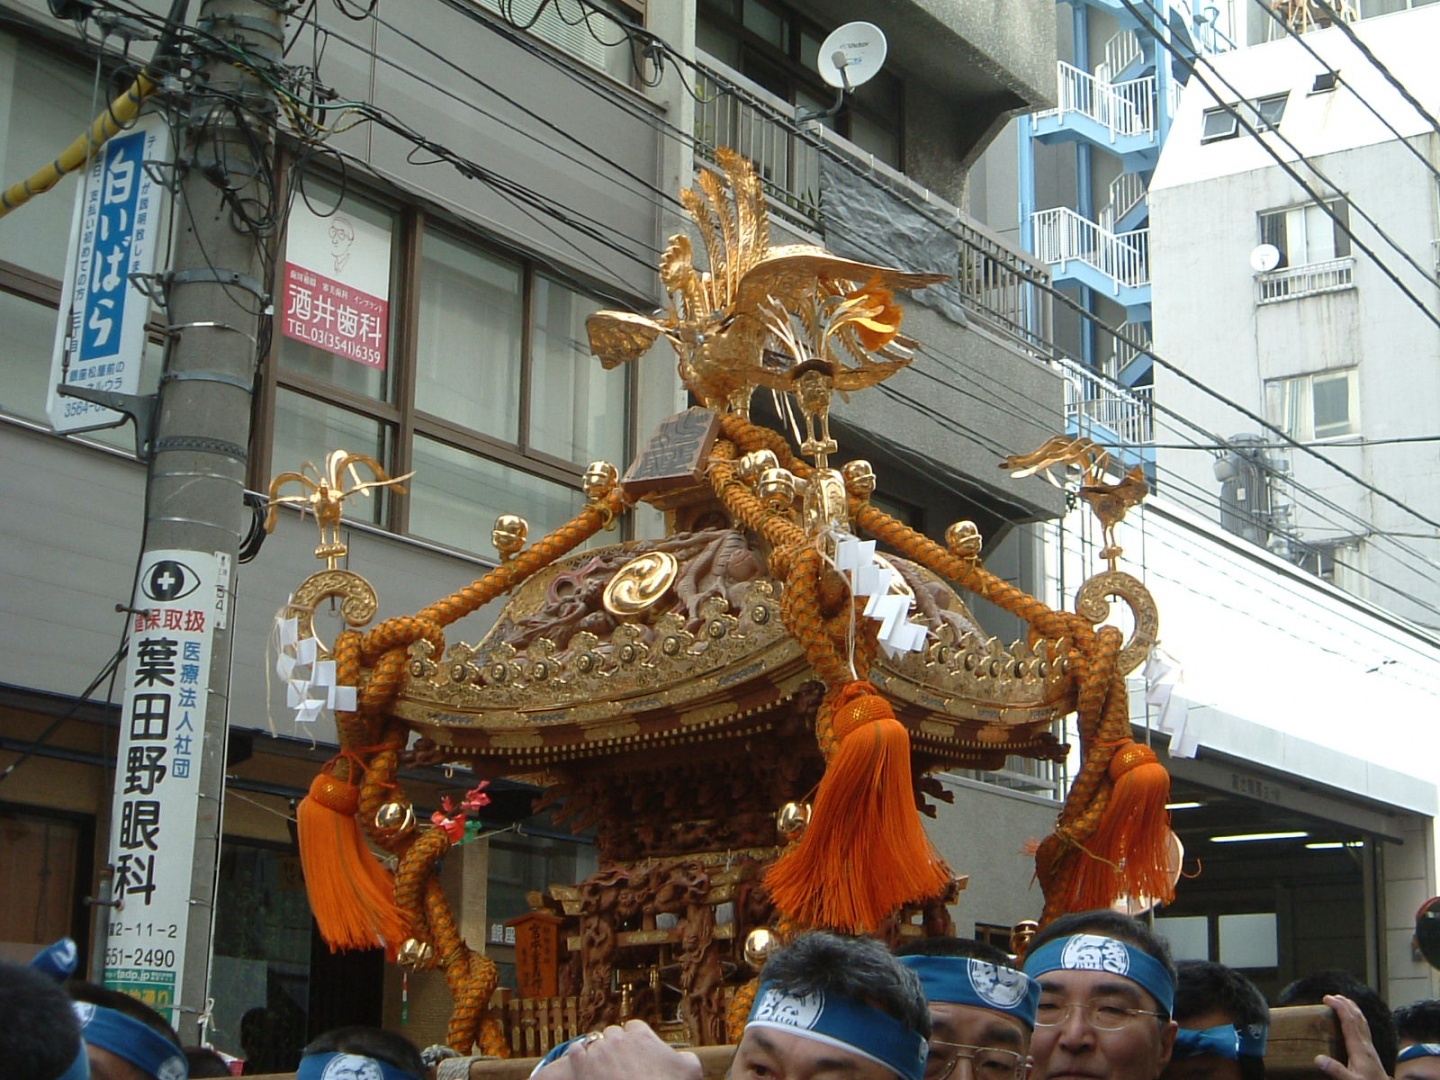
[532,1020,702,1080]
[1316,994,1391,1080]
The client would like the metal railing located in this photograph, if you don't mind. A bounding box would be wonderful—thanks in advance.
[692,53,1055,355]
[1032,207,1150,291]
[1432,237,1440,274]
[1106,320,1152,382]
[1037,62,1157,141]
[1256,256,1356,303]
[1103,29,1142,81]
[1107,170,1147,226]
[1056,354,1155,445]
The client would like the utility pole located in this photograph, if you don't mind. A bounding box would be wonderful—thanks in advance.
[97,0,282,1042]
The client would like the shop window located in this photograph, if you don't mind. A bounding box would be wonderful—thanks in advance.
[0,804,89,954]
[270,177,632,558]
[209,843,313,1069]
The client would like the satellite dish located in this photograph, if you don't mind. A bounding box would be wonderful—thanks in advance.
[1250,243,1281,272]
[816,21,888,90]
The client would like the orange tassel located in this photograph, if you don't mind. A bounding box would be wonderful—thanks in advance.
[1066,742,1176,911]
[297,770,408,957]
[765,681,951,933]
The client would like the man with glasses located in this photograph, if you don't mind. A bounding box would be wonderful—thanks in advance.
[897,938,1040,1080]
[1022,911,1178,1080]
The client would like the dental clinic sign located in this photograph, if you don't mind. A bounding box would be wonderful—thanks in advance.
[48,113,168,432]
[281,193,391,369]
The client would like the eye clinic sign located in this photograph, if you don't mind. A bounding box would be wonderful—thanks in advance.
[281,193,391,369]
[103,549,222,1025]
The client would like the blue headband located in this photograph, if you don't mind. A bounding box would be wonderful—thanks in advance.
[1173,1023,1267,1060]
[299,1052,424,1080]
[31,938,81,980]
[73,1003,188,1080]
[1399,1044,1440,1063]
[1022,935,1176,1016]
[899,956,1041,1029]
[747,982,929,1080]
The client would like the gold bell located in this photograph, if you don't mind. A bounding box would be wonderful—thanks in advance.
[492,514,529,561]
[374,801,415,837]
[743,927,777,969]
[396,937,434,967]
[776,801,811,839]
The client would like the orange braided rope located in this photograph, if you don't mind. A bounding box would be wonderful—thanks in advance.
[298,492,628,1046]
[713,414,1170,924]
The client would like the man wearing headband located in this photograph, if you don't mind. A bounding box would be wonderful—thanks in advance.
[68,983,188,1080]
[533,931,930,1080]
[2,959,91,1080]
[1393,1000,1440,1080]
[1160,961,1268,1080]
[1022,911,1177,1080]
[299,1026,427,1080]
[897,937,1040,1080]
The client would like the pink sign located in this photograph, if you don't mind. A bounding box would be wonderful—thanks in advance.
[282,263,388,369]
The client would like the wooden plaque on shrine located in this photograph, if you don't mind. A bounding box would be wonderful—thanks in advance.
[622,408,721,509]
[506,911,565,999]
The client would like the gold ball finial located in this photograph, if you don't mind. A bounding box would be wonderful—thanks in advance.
[492,514,529,561]
[776,801,811,839]
[946,520,983,561]
[757,468,798,514]
[744,927,778,969]
[582,461,619,502]
[737,449,780,483]
[841,459,877,500]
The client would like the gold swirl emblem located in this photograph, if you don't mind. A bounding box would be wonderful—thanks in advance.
[603,551,679,619]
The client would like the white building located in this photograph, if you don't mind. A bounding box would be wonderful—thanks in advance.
[1131,2,1440,1004]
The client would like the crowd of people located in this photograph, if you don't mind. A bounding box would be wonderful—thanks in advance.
[7,910,1440,1080]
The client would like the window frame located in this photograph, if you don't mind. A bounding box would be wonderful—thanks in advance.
[257,156,638,554]
[1258,198,1351,269]
[1200,91,1289,143]
[1265,367,1359,442]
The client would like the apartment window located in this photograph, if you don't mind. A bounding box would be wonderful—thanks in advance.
[697,0,904,168]
[1260,199,1350,268]
[1296,537,1363,593]
[1201,92,1289,142]
[269,178,632,557]
[0,32,166,450]
[1266,368,1357,440]
[473,0,643,86]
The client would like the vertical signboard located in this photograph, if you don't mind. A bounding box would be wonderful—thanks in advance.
[281,195,391,368]
[103,550,220,1023]
[48,113,169,432]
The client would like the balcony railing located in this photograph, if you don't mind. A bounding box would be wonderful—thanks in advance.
[1256,256,1356,303]
[1104,170,1147,230]
[1101,29,1142,82]
[1032,207,1150,291]
[1036,62,1157,141]
[1105,320,1151,382]
[1056,354,1154,446]
[693,53,1055,355]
